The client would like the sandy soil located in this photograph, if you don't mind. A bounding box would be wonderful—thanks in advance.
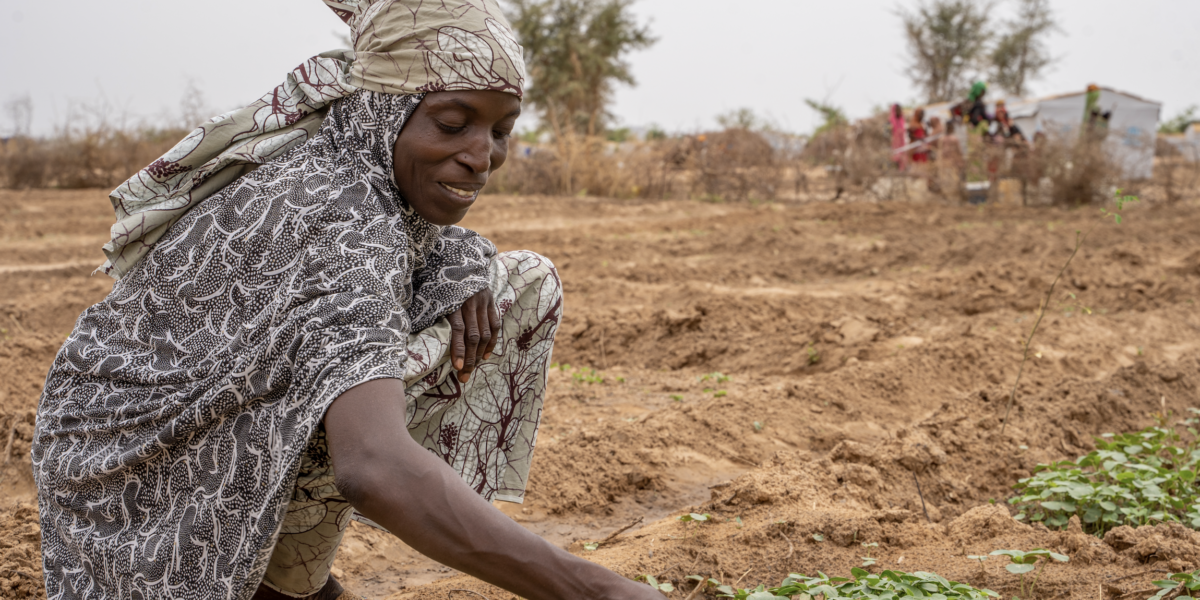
[1,189,1199,599]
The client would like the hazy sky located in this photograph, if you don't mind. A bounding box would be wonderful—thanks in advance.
[2,0,1197,136]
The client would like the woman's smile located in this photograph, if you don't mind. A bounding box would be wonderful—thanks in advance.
[438,182,481,201]
[393,90,521,226]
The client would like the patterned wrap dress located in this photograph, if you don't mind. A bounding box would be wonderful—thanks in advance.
[32,89,561,599]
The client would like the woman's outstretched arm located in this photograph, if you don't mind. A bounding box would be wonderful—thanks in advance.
[324,378,662,600]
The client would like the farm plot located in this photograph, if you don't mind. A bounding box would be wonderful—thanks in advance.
[1,189,1200,599]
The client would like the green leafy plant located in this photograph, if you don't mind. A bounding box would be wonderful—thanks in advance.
[583,541,599,551]
[989,549,1068,599]
[710,569,998,600]
[637,575,675,592]
[678,512,712,523]
[811,533,825,542]
[1009,423,1200,534]
[700,372,731,383]
[1149,570,1200,600]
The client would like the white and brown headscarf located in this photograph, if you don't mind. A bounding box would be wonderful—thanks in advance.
[102,0,525,278]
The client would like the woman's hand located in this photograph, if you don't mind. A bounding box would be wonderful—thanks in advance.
[449,288,501,383]
[326,380,669,600]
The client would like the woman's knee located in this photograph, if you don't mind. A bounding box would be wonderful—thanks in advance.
[496,250,561,305]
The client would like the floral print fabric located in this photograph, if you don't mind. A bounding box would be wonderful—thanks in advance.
[33,89,524,599]
[102,0,525,279]
[263,251,561,597]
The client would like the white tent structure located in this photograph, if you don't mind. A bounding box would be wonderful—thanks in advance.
[920,87,1162,179]
[1007,87,1161,179]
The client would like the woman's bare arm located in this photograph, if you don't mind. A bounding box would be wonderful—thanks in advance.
[324,379,661,600]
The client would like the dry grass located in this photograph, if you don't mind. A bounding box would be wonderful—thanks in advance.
[0,128,186,190]
[3,110,1196,208]
[485,128,808,202]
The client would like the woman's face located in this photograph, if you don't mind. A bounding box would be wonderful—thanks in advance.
[393,90,521,225]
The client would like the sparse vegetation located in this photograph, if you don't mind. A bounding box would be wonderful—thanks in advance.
[699,569,998,600]
[1010,420,1200,535]
[989,549,1068,600]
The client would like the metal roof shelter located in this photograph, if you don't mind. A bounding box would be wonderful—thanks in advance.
[1007,87,1161,179]
[921,86,1162,179]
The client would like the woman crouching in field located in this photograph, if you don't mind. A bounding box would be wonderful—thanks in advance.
[31,2,661,599]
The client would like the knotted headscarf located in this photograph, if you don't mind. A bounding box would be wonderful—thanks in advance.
[101,0,526,278]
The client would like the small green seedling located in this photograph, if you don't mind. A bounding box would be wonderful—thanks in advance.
[861,542,879,567]
[638,575,675,592]
[670,394,683,402]
[806,344,820,365]
[1149,570,1200,600]
[678,512,712,523]
[811,533,825,542]
[686,575,723,595]
[967,555,990,567]
[753,421,764,432]
[583,542,599,551]
[714,390,728,397]
[571,367,605,384]
[700,372,731,383]
[989,549,1068,599]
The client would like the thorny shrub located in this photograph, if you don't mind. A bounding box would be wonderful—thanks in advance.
[1009,415,1200,535]
[689,569,998,600]
[484,129,806,201]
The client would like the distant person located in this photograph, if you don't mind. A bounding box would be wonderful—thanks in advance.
[963,81,993,187]
[1084,84,1112,140]
[32,2,662,600]
[994,100,1028,145]
[908,108,930,164]
[965,81,991,129]
[890,103,908,170]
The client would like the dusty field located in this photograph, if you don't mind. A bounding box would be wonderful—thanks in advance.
[1,188,1200,599]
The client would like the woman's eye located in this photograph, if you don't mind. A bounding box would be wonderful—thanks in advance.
[493,129,512,140]
[436,121,465,134]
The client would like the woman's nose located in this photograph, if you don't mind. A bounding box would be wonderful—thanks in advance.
[457,133,492,174]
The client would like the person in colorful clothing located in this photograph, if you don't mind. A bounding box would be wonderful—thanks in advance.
[32,2,663,600]
[889,103,909,171]
[908,108,930,164]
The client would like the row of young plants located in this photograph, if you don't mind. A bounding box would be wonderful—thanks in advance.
[636,413,1200,597]
[1009,411,1200,535]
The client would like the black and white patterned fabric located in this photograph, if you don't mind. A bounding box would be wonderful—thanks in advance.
[32,89,497,600]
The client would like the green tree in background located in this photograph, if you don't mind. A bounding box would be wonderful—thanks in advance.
[988,0,1059,97]
[898,0,993,103]
[1159,106,1197,134]
[507,0,655,139]
[804,99,848,135]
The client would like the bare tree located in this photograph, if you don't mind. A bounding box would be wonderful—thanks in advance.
[3,94,33,138]
[898,0,993,103]
[988,0,1059,97]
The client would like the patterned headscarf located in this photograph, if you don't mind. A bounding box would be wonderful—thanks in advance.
[101,0,525,279]
[968,81,988,103]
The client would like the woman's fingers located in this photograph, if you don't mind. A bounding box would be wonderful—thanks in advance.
[475,300,491,368]
[449,308,466,371]
[483,294,500,360]
[458,299,482,383]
